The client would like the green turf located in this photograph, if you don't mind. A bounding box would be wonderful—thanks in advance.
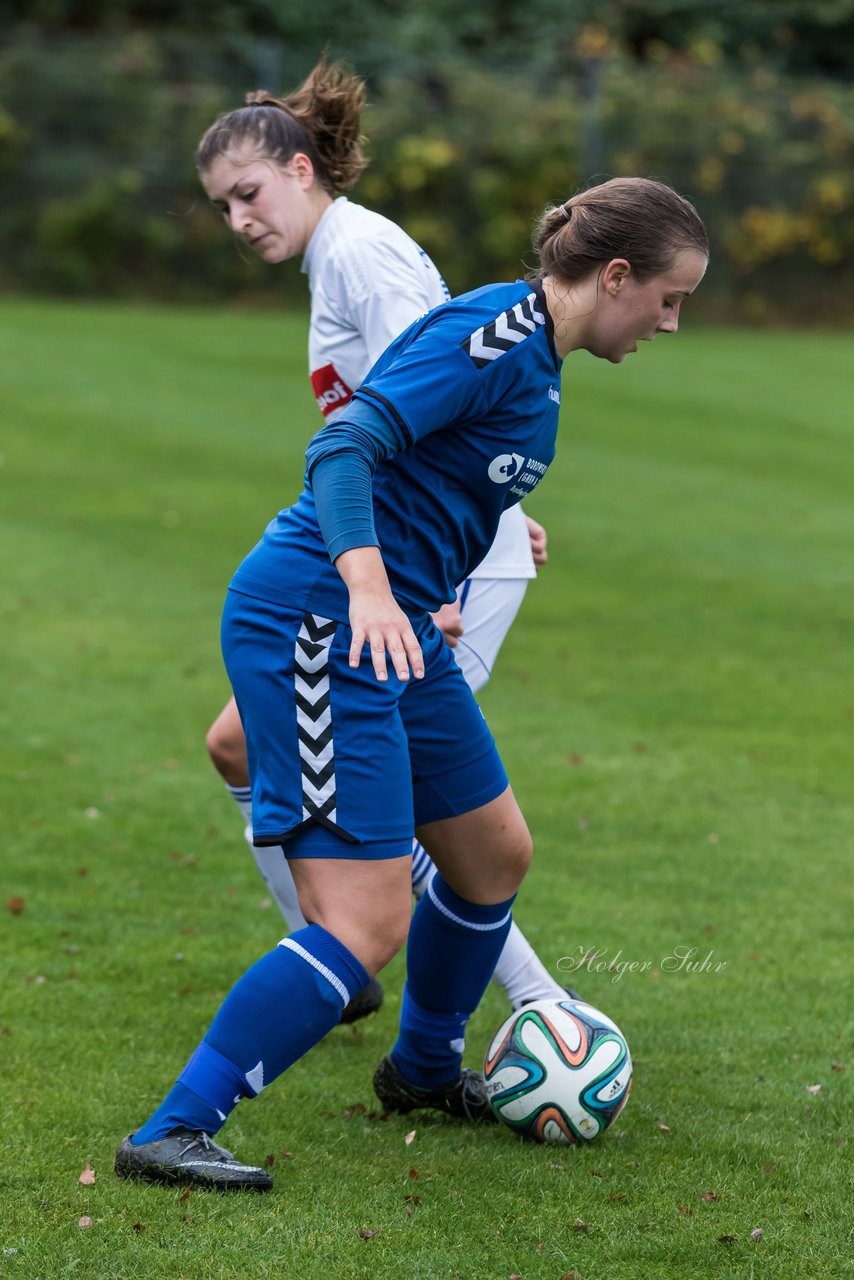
[1,299,851,1280]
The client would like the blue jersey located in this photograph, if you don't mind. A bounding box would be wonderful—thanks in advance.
[231,279,562,620]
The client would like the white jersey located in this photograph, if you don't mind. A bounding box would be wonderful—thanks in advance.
[302,198,534,581]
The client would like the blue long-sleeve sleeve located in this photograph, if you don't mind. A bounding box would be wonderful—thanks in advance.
[306,397,407,563]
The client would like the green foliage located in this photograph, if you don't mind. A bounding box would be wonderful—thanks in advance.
[5,0,854,73]
[2,300,853,1277]
[0,27,852,316]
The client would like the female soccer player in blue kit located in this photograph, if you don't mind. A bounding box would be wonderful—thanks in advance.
[116,171,708,1188]
[201,57,570,1019]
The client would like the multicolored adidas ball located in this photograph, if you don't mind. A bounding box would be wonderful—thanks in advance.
[483,997,633,1143]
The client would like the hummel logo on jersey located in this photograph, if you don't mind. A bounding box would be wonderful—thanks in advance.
[462,293,546,368]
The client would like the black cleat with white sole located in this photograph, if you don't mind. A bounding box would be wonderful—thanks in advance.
[373,1054,498,1124]
[115,1128,272,1191]
[340,976,384,1025]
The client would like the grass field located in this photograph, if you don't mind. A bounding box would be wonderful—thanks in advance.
[1,298,852,1280]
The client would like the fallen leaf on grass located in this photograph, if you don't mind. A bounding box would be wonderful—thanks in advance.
[179,1189,190,1203]
[6,897,25,915]
[831,1063,845,1072]
[78,1217,92,1229]
[408,1168,420,1179]
[404,1130,416,1146]
[264,1154,275,1168]
[806,1084,822,1095]
[718,1234,735,1245]
[702,1191,719,1202]
[762,1164,776,1174]
[607,1192,626,1203]
[342,1102,367,1119]
[751,1228,763,1241]
[677,1205,693,1216]
[403,1195,421,1206]
[405,1205,413,1218]
[78,1162,95,1185]
[132,1222,145,1233]
[657,1122,671,1132]
[573,1218,590,1231]
[358,1228,380,1240]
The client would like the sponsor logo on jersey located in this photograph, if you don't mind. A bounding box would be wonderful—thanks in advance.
[462,292,546,368]
[548,385,560,404]
[488,453,525,484]
[310,363,354,417]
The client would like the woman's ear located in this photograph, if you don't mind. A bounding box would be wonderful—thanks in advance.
[601,258,632,296]
[290,152,316,187]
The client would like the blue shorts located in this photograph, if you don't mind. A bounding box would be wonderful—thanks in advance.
[221,590,509,860]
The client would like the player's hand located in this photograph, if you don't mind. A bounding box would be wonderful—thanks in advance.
[347,587,424,683]
[431,598,464,649]
[525,514,548,567]
[336,546,424,683]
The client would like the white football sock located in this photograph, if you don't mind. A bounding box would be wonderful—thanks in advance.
[249,832,307,933]
[410,839,436,898]
[491,922,566,1010]
[225,783,253,825]
[225,783,307,932]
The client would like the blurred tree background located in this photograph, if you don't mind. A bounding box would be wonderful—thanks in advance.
[1,0,852,320]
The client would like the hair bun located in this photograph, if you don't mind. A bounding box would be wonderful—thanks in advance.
[244,89,278,108]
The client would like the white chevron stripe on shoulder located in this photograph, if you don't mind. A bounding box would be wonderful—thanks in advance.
[463,292,546,368]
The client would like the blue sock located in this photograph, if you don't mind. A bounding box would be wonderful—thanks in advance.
[131,925,368,1145]
[392,873,515,1087]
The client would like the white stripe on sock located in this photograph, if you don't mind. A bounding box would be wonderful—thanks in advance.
[427,878,512,932]
[278,937,350,1006]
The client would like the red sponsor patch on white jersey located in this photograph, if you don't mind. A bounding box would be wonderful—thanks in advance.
[310,363,354,418]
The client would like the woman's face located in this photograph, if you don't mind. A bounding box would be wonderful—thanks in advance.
[588,249,709,363]
[201,150,320,263]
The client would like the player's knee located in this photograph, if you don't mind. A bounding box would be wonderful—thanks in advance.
[206,721,246,783]
[367,913,410,972]
[297,893,409,976]
[506,825,533,885]
[492,822,533,895]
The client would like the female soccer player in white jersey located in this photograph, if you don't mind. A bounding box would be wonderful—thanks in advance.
[200,57,567,1019]
[116,152,708,1188]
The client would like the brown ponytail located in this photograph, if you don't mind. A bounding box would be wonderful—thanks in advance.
[196,55,368,195]
[531,178,708,284]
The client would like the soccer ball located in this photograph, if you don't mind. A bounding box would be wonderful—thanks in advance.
[483,997,632,1143]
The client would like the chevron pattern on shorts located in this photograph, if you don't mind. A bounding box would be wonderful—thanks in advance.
[462,292,546,368]
[294,613,339,824]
